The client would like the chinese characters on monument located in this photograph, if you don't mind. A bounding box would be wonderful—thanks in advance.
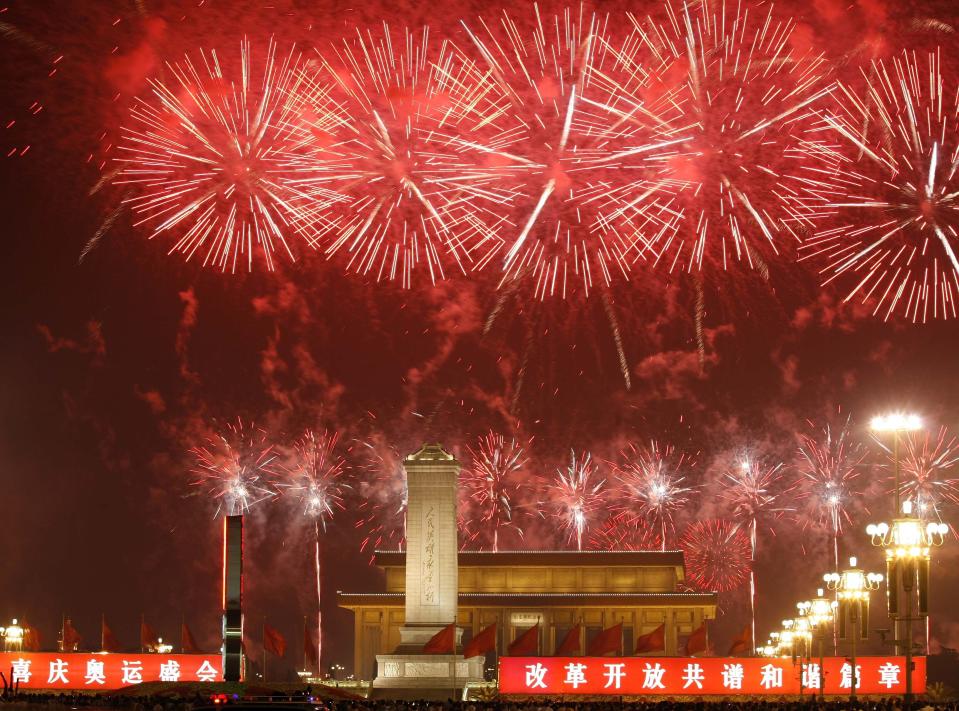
[421,505,437,606]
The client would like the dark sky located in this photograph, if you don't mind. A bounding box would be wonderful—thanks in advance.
[1,0,959,678]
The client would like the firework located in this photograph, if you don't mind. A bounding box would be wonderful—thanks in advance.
[114,39,325,272]
[353,437,408,560]
[548,450,607,551]
[796,416,866,570]
[589,514,663,551]
[459,431,535,551]
[280,429,351,676]
[803,50,959,321]
[721,455,792,654]
[877,426,959,520]
[617,2,833,277]
[609,440,696,550]
[679,518,752,593]
[290,24,510,287]
[455,7,687,299]
[189,417,279,516]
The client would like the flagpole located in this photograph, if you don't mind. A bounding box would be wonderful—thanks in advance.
[451,621,457,702]
[262,618,267,683]
[60,613,65,653]
[101,614,105,653]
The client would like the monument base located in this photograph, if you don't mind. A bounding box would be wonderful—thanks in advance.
[371,653,485,699]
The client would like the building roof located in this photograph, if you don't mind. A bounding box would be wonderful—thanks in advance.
[338,591,717,607]
[373,549,686,567]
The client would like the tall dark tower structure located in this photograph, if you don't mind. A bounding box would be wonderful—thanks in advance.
[222,515,244,682]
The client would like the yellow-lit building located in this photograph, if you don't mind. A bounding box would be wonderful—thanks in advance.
[339,550,717,679]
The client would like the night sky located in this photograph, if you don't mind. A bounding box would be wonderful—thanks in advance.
[1,0,959,677]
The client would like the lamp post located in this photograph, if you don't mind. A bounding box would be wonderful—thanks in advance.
[868,499,948,706]
[824,556,883,701]
[789,616,812,698]
[0,620,24,652]
[799,590,837,700]
[870,413,922,518]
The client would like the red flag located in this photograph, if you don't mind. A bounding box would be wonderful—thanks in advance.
[22,621,41,652]
[62,618,82,651]
[587,622,623,656]
[422,623,456,654]
[555,624,582,656]
[727,625,752,655]
[508,624,538,656]
[684,623,708,656]
[263,624,286,658]
[304,625,317,666]
[140,618,159,649]
[463,623,497,659]
[101,617,121,653]
[635,623,666,654]
[181,622,199,653]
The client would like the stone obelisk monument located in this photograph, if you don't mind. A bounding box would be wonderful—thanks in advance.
[372,444,484,697]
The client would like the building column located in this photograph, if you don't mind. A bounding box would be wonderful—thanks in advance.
[665,609,678,656]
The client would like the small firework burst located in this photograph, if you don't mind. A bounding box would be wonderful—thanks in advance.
[548,449,607,551]
[115,39,324,272]
[189,417,279,516]
[796,416,866,567]
[679,518,752,593]
[281,429,351,530]
[803,49,959,321]
[459,431,535,551]
[609,440,696,550]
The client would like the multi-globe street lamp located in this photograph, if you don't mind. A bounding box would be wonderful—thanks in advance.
[868,499,948,705]
[798,589,837,700]
[0,619,24,652]
[824,556,883,701]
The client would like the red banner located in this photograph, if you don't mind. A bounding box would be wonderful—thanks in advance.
[499,656,925,696]
[0,653,223,690]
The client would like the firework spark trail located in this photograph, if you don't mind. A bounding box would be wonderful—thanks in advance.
[721,456,792,654]
[589,513,662,551]
[609,440,695,551]
[289,24,513,288]
[280,429,352,675]
[802,50,959,321]
[189,417,279,517]
[455,7,684,299]
[353,438,407,562]
[796,416,866,572]
[874,426,959,521]
[679,518,752,593]
[114,39,332,272]
[617,1,833,279]
[460,431,534,551]
[548,449,607,551]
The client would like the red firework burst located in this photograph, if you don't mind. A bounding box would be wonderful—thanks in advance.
[619,2,832,276]
[459,431,535,551]
[290,24,509,287]
[189,417,279,516]
[608,440,696,550]
[588,514,663,551]
[876,426,959,519]
[547,449,607,551]
[802,49,959,321]
[281,429,351,530]
[679,518,752,593]
[796,416,866,568]
[456,7,682,299]
[115,39,322,272]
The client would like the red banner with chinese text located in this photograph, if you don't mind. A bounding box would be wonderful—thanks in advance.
[0,653,223,690]
[499,656,925,696]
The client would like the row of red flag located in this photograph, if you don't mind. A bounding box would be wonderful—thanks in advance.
[423,622,752,658]
[54,617,203,653]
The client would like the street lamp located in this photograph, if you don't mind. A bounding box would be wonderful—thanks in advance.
[0,620,24,652]
[868,499,948,705]
[799,589,837,700]
[870,412,922,517]
[787,615,813,697]
[824,556,883,701]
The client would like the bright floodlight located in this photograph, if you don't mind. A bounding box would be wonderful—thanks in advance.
[870,412,922,432]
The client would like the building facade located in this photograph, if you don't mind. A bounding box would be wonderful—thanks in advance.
[339,550,718,680]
